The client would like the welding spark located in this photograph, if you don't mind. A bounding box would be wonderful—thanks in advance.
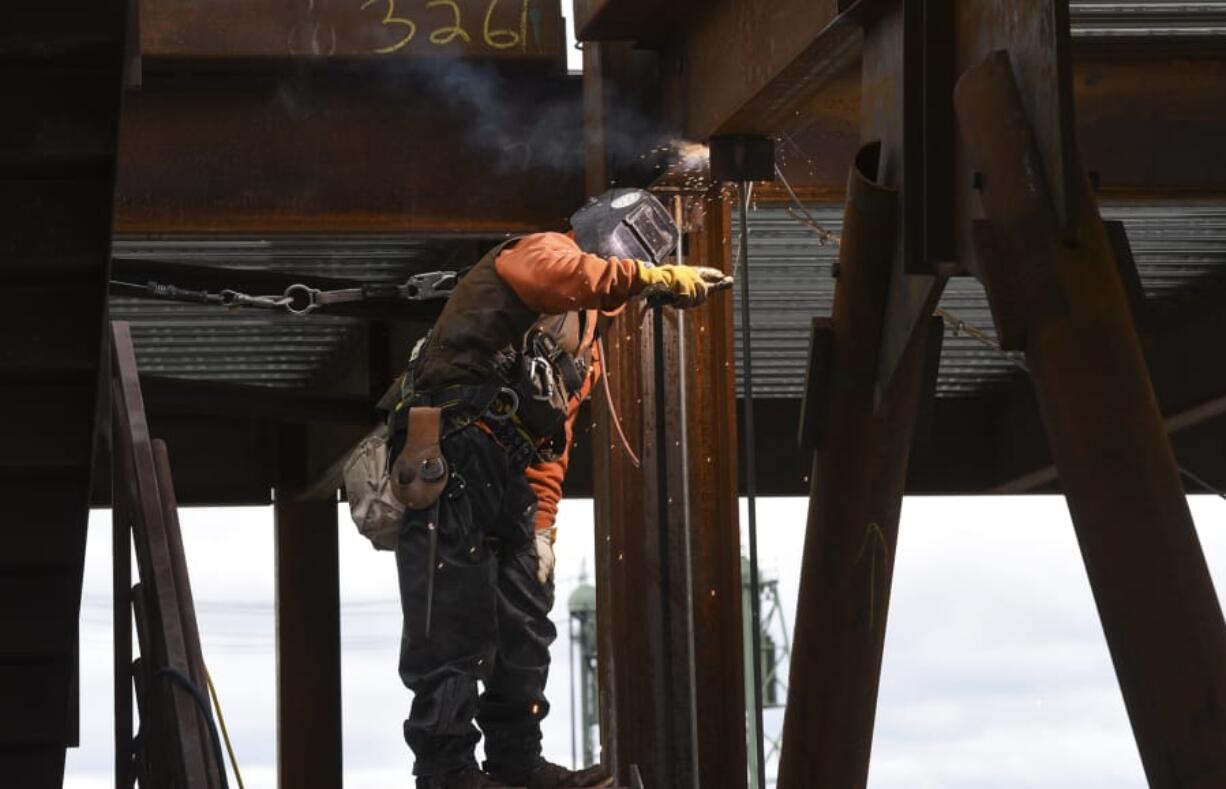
[668,139,711,173]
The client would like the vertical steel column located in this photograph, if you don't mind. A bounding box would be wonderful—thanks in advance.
[778,143,933,789]
[275,429,343,789]
[957,52,1226,788]
[583,40,630,780]
[583,45,746,788]
[685,192,749,789]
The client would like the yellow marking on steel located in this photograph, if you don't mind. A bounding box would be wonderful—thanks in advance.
[426,0,472,45]
[362,0,417,53]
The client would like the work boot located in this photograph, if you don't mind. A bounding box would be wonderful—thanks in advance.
[417,766,512,789]
[490,761,613,789]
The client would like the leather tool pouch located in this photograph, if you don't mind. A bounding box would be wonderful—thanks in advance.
[391,406,450,510]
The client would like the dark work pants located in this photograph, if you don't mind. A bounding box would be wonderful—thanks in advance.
[394,426,557,780]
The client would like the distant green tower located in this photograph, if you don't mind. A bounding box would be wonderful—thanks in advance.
[568,567,599,769]
[743,557,790,786]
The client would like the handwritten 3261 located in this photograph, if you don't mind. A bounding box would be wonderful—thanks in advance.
[359,0,536,54]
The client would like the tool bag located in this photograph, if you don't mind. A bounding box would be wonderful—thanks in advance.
[342,423,403,551]
[345,335,445,551]
[343,406,450,551]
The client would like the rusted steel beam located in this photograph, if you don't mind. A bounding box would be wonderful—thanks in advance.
[777,143,934,789]
[139,375,376,425]
[678,0,1225,146]
[572,0,699,46]
[958,51,1226,787]
[683,0,875,140]
[592,196,746,788]
[139,0,564,62]
[589,281,652,782]
[1076,57,1226,196]
[954,1,1079,244]
[114,70,583,235]
[583,42,623,777]
[993,272,1226,493]
[95,413,277,507]
[274,428,343,789]
[858,2,949,409]
[747,55,1226,201]
[676,192,748,789]
[586,40,745,785]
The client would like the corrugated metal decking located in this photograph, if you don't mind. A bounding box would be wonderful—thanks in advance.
[732,202,1226,398]
[1070,2,1226,38]
[109,235,475,388]
[110,203,1226,397]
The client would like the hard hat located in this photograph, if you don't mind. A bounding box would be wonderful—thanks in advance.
[570,188,678,266]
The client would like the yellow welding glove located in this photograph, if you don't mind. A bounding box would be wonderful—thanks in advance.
[637,262,733,309]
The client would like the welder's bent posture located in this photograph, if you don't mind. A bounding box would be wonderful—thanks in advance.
[390,189,730,789]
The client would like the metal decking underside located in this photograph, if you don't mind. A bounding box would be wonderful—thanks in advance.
[732,201,1226,397]
[111,200,1226,398]
[111,236,482,387]
[1070,1,1226,38]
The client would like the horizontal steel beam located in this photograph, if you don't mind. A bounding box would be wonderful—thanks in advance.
[770,57,1226,198]
[964,276,1226,493]
[139,375,376,424]
[677,2,1226,140]
[115,69,584,234]
[139,0,565,63]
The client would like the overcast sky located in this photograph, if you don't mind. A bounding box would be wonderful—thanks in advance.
[65,494,1226,787]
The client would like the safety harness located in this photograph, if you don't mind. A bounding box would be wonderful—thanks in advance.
[394,310,594,473]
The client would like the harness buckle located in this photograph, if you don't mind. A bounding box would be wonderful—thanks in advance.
[485,387,520,421]
[529,356,556,402]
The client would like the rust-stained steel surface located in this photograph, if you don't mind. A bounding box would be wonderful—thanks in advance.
[573,0,701,46]
[589,288,652,782]
[586,41,745,786]
[275,428,344,789]
[759,55,1226,199]
[953,0,1079,243]
[592,201,748,786]
[958,50,1226,787]
[674,0,1226,142]
[140,0,564,61]
[115,70,584,235]
[677,193,748,789]
[777,143,934,789]
[682,0,853,139]
[858,2,948,408]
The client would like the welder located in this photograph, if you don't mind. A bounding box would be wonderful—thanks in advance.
[388,188,731,789]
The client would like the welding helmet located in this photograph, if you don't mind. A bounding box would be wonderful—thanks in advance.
[570,188,678,266]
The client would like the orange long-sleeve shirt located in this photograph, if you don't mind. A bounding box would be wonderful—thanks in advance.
[494,232,643,315]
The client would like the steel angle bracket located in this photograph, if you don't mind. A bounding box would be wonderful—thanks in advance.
[798,318,835,453]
